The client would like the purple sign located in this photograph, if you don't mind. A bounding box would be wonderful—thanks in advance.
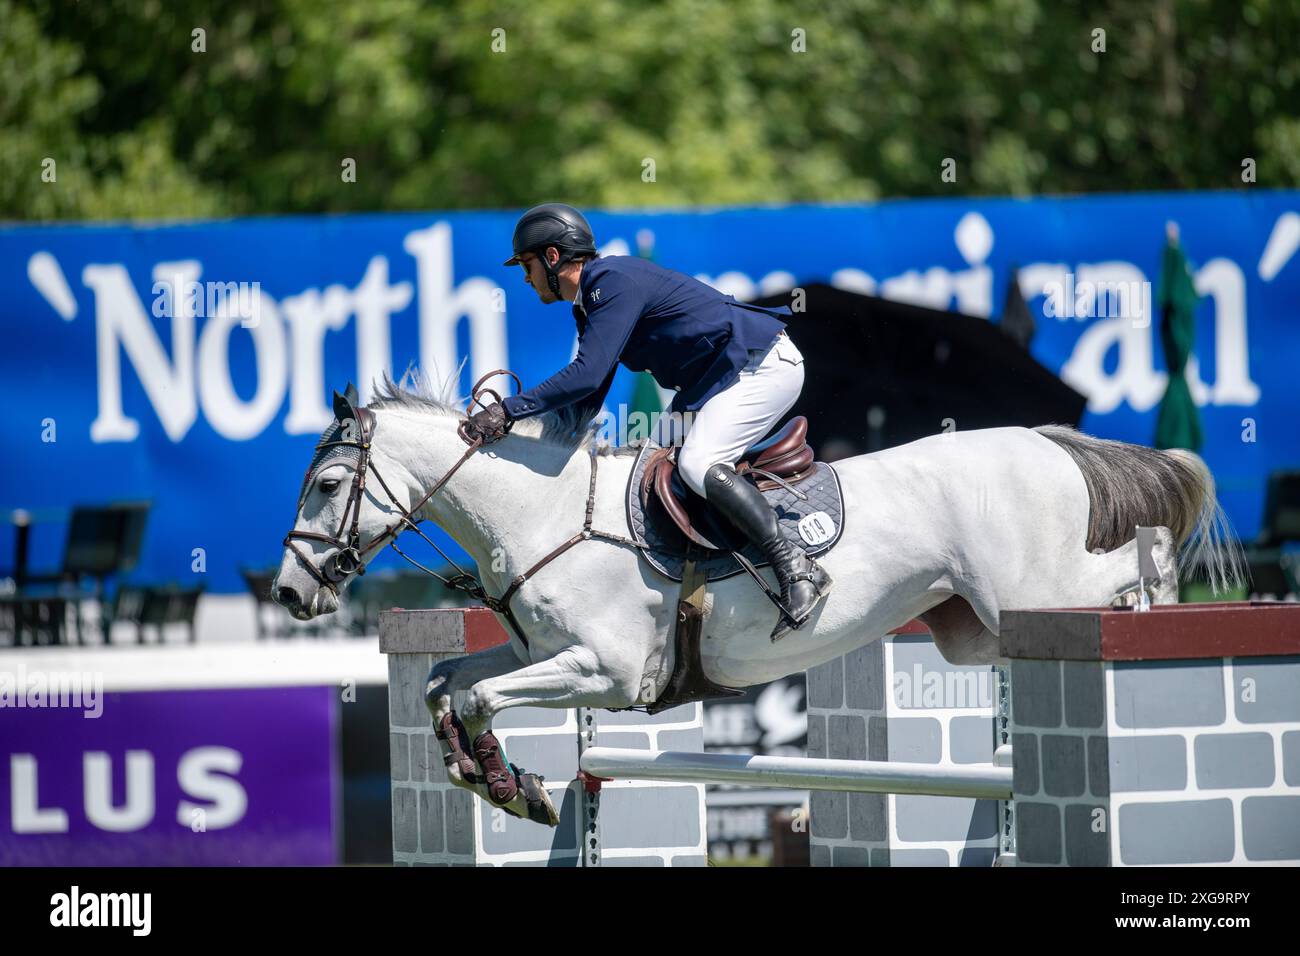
[0,686,338,866]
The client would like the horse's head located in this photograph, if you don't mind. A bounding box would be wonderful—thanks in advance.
[273,369,527,620]
[273,383,397,620]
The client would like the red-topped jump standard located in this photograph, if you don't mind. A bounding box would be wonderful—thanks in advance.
[999,601,1300,662]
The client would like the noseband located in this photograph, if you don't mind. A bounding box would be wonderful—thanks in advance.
[282,371,517,596]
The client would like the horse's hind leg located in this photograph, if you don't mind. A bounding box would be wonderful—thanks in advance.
[935,529,1181,665]
[1148,526,1180,603]
[923,596,1000,665]
[1092,526,1180,606]
[459,646,642,826]
[1144,528,1185,600]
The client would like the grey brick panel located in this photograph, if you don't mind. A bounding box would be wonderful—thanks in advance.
[384,612,707,866]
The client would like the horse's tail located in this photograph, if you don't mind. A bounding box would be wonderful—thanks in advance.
[1034,425,1247,594]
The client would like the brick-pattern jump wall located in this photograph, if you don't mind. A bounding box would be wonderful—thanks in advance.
[1002,603,1300,867]
[1009,656,1300,865]
[382,609,707,867]
[807,630,1001,866]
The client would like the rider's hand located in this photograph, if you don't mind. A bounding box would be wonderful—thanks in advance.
[465,402,512,444]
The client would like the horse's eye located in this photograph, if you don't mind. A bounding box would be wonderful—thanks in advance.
[320,478,342,495]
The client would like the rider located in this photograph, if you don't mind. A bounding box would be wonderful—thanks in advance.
[465,202,831,640]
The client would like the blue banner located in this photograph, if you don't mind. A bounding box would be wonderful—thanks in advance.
[3,193,1297,591]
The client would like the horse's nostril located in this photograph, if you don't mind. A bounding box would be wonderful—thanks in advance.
[276,586,301,608]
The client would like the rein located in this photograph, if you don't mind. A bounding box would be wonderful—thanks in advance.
[283,371,644,650]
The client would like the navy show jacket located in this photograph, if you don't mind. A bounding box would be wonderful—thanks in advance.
[501,255,791,421]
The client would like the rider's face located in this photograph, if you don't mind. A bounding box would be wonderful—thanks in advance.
[518,250,560,304]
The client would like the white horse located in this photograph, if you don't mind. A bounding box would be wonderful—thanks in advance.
[274,376,1243,824]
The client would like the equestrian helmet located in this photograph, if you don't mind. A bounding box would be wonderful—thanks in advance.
[503,202,597,266]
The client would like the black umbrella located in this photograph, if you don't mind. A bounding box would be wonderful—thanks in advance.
[999,265,1036,350]
[751,283,1086,458]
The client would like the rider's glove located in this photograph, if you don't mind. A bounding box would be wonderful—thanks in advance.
[464,402,512,444]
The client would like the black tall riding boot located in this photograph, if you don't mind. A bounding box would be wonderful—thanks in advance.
[703,463,832,641]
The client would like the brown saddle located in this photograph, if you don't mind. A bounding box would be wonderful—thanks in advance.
[641,416,818,551]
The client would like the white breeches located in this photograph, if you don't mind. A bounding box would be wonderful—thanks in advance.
[655,332,806,497]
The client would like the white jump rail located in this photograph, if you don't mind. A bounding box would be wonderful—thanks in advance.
[580,747,1013,800]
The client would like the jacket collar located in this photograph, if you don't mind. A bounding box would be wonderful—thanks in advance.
[571,260,590,318]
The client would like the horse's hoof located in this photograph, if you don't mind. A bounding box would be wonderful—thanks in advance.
[500,772,560,827]
[1111,588,1142,609]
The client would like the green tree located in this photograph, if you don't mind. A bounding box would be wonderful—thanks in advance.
[6,0,1299,221]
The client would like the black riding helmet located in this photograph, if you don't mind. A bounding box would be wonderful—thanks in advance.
[504,203,597,297]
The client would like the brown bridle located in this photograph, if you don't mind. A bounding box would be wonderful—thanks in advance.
[282,369,654,652]
[281,371,515,602]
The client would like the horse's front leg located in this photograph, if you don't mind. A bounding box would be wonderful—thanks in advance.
[458,645,642,826]
[422,642,525,791]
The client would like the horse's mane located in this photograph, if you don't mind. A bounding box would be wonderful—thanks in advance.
[367,370,637,458]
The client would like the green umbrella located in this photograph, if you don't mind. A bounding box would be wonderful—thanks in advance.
[1155,229,1204,452]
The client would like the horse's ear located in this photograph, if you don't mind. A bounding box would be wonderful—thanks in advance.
[332,387,357,422]
[344,382,359,407]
